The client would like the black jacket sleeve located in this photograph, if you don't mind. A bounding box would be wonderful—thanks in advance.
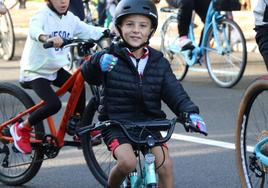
[161,59,199,116]
[81,51,105,86]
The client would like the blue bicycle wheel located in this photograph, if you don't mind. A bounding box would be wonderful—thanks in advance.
[204,18,247,88]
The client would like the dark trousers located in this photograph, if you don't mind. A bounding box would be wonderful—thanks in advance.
[26,68,85,125]
[69,0,85,21]
[166,0,211,36]
[255,26,268,70]
[97,0,107,26]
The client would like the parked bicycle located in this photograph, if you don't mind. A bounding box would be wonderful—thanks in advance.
[78,115,206,187]
[160,0,247,88]
[0,0,15,61]
[235,75,268,188]
[0,37,107,185]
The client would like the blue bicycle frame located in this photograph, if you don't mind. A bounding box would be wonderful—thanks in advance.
[254,137,268,167]
[127,150,157,188]
[169,0,228,66]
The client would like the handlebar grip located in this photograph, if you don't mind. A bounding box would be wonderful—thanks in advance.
[43,41,54,49]
[160,7,173,13]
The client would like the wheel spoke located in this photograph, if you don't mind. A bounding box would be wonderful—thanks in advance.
[205,19,247,88]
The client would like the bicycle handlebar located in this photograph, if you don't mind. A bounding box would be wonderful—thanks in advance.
[78,118,177,146]
[43,29,116,49]
[78,114,206,145]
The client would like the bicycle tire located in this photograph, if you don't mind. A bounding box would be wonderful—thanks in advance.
[80,97,116,186]
[0,9,15,61]
[205,18,247,88]
[236,76,268,188]
[0,82,45,185]
[160,16,188,81]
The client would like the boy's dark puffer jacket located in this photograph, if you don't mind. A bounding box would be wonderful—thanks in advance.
[81,43,199,121]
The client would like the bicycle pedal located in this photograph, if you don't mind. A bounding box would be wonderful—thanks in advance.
[72,135,80,142]
[66,125,76,136]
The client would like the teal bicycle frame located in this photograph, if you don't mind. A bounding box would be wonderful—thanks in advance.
[255,137,268,167]
[79,119,177,188]
[124,148,158,188]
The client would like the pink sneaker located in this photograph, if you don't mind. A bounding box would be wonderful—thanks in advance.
[10,122,33,154]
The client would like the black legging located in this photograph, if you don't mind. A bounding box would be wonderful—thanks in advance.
[26,68,85,125]
[255,26,268,70]
[98,0,107,26]
[166,0,211,36]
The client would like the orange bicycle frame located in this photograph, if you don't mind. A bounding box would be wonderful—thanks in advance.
[0,68,85,147]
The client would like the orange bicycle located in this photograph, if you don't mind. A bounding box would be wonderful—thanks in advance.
[0,38,105,185]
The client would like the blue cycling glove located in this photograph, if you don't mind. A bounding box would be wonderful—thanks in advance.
[99,54,118,72]
[189,113,207,136]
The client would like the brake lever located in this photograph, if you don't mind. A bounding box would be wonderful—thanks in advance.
[183,120,208,136]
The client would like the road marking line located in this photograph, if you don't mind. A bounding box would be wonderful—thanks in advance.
[171,133,236,150]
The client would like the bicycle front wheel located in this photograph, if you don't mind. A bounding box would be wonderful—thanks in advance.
[0,83,45,185]
[0,9,15,61]
[80,97,116,186]
[205,18,247,88]
[160,16,188,81]
[236,76,268,188]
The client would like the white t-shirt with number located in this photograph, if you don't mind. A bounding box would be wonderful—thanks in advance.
[20,5,105,82]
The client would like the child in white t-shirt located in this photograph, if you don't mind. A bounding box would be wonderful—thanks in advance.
[10,0,106,154]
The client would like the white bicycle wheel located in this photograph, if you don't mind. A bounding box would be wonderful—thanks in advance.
[0,9,15,61]
[204,18,247,88]
[160,16,188,81]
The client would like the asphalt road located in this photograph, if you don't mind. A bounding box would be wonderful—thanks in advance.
[0,35,267,188]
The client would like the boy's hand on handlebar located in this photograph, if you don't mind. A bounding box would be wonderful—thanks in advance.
[179,113,207,136]
[47,36,64,48]
[188,113,207,136]
[100,54,118,72]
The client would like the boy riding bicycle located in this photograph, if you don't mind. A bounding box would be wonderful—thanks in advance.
[10,0,106,154]
[81,0,207,187]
